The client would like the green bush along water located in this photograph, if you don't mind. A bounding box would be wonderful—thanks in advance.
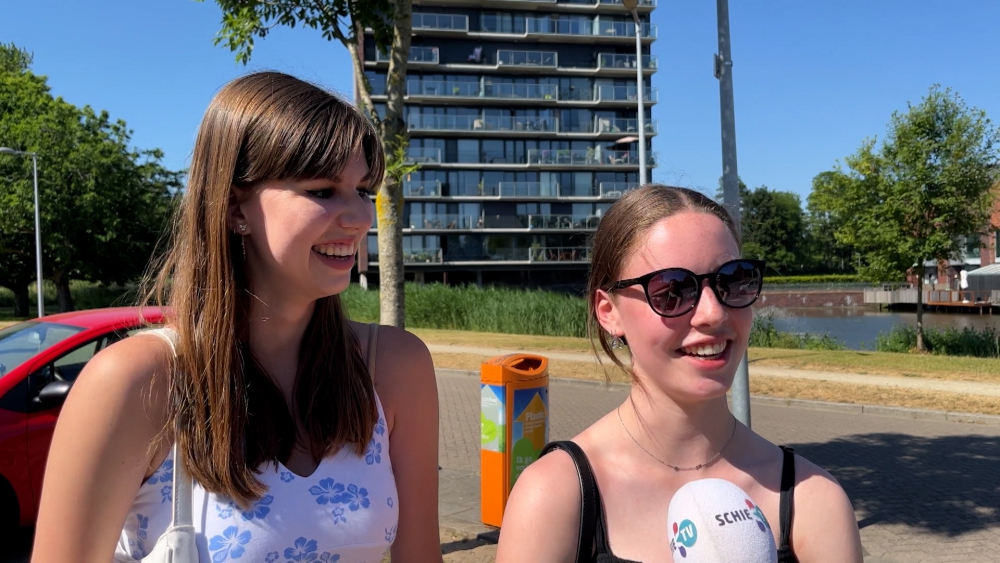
[875,325,1000,358]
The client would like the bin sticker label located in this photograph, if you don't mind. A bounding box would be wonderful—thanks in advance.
[510,386,549,488]
[481,384,505,453]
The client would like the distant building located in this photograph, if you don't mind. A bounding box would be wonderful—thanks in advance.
[358,0,657,291]
[920,178,1000,286]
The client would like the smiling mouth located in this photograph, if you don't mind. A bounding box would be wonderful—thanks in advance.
[679,341,728,358]
[311,243,356,258]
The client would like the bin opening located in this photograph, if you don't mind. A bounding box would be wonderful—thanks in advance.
[507,357,543,372]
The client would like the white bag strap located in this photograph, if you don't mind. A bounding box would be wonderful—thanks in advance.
[171,442,193,527]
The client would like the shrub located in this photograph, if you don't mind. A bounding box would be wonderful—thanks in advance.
[876,325,1000,358]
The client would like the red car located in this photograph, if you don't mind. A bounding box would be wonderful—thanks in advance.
[0,306,164,530]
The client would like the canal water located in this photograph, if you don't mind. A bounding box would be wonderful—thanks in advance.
[767,307,1000,350]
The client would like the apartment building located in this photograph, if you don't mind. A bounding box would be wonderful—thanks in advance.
[359,0,658,290]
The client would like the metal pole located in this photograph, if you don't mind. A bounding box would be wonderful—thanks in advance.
[32,154,44,317]
[634,16,646,185]
[716,0,750,427]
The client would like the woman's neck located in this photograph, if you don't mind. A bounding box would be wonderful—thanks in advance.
[245,291,317,393]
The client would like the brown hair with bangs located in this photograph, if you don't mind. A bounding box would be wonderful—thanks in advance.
[144,71,385,507]
[586,185,740,381]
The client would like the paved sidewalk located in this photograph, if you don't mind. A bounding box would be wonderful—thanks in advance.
[436,369,1000,563]
[427,343,1000,397]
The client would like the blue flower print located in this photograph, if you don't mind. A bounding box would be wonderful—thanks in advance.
[216,502,234,519]
[309,478,346,505]
[385,524,397,543]
[241,494,273,521]
[160,484,172,504]
[283,537,318,562]
[387,497,394,508]
[374,417,386,436]
[340,484,370,512]
[365,441,382,465]
[146,458,173,485]
[136,514,149,541]
[131,513,150,558]
[265,553,279,563]
[280,471,295,483]
[330,506,346,524]
[317,553,340,563]
[208,526,251,562]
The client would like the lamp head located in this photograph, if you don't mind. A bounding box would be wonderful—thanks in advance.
[621,0,639,11]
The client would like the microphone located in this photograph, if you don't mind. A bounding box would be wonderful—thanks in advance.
[667,478,777,562]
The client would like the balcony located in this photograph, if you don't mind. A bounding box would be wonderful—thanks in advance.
[530,246,591,262]
[526,148,654,166]
[521,18,655,39]
[404,147,442,163]
[403,180,442,197]
[408,214,480,229]
[405,249,444,263]
[595,117,658,135]
[497,49,558,67]
[597,53,657,70]
[375,46,439,64]
[596,22,657,39]
[599,181,639,198]
[486,182,561,197]
[526,214,601,229]
[412,13,469,32]
[483,82,559,101]
[408,114,560,133]
[406,80,481,98]
[594,84,658,103]
[599,0,656,7]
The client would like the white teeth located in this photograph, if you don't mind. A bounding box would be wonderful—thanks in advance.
[312,243,356,257]
[681,342,727,357]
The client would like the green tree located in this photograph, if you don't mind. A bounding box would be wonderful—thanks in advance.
[208,0,415,328]
[812,86,999,351]
[805,171,857,273]
[717,179,809,272]
[0,42,181,314]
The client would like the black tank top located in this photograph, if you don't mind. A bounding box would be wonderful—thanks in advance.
[540,441,798,563]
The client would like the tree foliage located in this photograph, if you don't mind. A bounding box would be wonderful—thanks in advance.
[811,86,999,350]
[208,0,414,327]
[0,42,182,314]
[718,179,809,273]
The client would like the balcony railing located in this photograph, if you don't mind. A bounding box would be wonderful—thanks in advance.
[595,21,657,39]
[407,80,481,98]
[497,49,558,67]
[599,182,640,198]
[403,180,442,197]
[412,13,469,32]
[408,214,479,230]
[376,46,439,64]
[530,246,591,262]
[526,148,652,166]
[483,82,558,100]
[404,147,442,164]
[598,53,657,70]
[526,214,601,229]
[600,0,656,6]
[595,84,658,103]
[486,182,561,197]
[405,249,444,263]
[524,17,593,36]
[408,114,560,133]
[595,118,658,134]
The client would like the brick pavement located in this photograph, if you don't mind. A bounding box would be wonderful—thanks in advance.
[437,370,1000,563]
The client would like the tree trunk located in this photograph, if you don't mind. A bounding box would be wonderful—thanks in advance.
[375,0,412,328]
[12,284,29,317]
[915,269,925,352]
[55,274,74,312]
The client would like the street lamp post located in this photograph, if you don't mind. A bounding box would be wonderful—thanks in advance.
[0,147,45,317]
[621,0,646,186]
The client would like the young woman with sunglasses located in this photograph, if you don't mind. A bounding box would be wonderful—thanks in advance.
[496,185,862,563]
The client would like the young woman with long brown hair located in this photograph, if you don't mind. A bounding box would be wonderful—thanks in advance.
[32,72,442,562]
[496,185,862,562]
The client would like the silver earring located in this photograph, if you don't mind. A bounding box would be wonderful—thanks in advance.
[238,224,248,233]
[611,335,626,350]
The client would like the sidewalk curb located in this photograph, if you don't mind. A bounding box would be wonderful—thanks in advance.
[435,368,1000,427]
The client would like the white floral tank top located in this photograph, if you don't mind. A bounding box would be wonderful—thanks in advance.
[115,328,398,563]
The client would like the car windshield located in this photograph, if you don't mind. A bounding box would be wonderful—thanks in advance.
[0,321,86,379]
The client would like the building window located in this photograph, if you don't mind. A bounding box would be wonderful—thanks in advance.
[995,231,1000,259]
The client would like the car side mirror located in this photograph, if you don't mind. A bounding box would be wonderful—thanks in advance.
[36,380,73,408]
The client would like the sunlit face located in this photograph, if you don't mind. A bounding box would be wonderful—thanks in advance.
[234,151,374,305]
[597,211,752,403]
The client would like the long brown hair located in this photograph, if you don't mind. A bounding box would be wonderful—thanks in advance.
[144,71,385,507]
[586,185,740,380]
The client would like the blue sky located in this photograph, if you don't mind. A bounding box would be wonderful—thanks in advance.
[2,0,998,204]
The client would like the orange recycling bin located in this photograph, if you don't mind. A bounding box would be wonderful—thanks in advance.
[480,353,549,528]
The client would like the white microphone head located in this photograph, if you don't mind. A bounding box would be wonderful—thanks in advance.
[667,478,777,563]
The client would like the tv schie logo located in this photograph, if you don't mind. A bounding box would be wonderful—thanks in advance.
[714,498,771,533]
[669,519,698,558]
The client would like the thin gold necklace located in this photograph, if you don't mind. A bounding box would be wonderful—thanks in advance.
[616,406,737,472]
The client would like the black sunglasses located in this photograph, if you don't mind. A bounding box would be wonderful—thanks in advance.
[607,259,765,318]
